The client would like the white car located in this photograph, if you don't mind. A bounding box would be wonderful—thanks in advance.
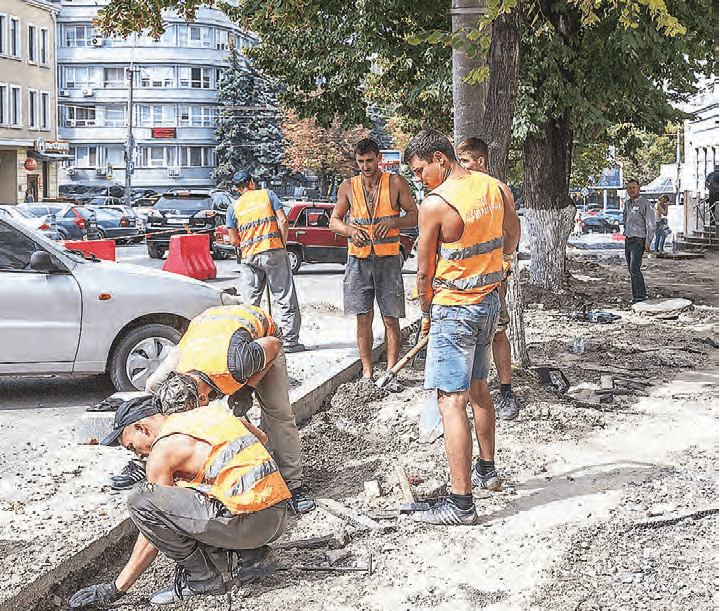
[0,216,239,391]
[0,205,63,240]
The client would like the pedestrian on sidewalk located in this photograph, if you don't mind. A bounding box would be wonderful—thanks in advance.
[456,136,521,422]
[652,194,670,253]
[405,128,520,525]
[329,138,418,392]
[69,396,289,608]
[227,169,305,353]
[622,179,655,302]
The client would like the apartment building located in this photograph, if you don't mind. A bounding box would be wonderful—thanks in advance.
[55,0,250,193]
[0,0,65,205]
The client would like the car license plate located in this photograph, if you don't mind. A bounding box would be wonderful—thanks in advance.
[166,218,188,225]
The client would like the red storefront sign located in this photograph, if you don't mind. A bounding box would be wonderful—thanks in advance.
[151,128,177,138]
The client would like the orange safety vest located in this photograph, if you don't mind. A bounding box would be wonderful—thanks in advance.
[176,305,276,395]
[155,404,290,514]
[348,172,400,257]
[233,189,284,257]
[430,172,504,306]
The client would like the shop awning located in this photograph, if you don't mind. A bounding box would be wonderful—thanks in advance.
[28,149,74,162]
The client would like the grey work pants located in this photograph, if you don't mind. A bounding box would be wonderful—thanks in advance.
[237,248,302,346]
[255,347,303,491]
[127,483,287,562]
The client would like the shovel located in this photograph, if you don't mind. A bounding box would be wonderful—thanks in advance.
[375,335,429,390]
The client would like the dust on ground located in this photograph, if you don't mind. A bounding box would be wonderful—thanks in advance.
[1,248,718,611]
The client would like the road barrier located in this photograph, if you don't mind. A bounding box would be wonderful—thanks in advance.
[63,239,116,261]
[162,233,217,280]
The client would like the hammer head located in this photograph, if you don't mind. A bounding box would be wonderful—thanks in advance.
[399,502,430,514]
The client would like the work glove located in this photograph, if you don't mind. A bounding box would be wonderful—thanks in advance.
[420,313,431,339]
[229,385,255,418]
[69,582,125,609]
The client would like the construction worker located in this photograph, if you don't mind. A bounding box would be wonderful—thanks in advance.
[329,138,418,391]
[456,136,520,422]
[227,169,305,353]
[144,304,315,515]
[69,395,289,607]
[405,128,520,525]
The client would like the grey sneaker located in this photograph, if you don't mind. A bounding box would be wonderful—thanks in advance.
[411,497,476,526]
[109,459,147,490]
[471,466,501,491]
[497,390,519,421]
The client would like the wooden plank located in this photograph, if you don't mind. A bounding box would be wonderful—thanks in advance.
[316,499,387,531]
[395,465,416,503]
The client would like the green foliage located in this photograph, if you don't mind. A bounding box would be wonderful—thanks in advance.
[212,48,286,189]
[615,126,678,185]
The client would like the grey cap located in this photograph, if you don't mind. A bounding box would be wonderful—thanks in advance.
[232,169,253,186]
[156,372,199,415]
[101,395,161,446]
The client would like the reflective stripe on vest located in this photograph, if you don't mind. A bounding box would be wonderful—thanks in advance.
[156,404,290,514]
[233,190,284,257]
[430,172,504,306]
[347,172,400,257]
[176,305,275,395]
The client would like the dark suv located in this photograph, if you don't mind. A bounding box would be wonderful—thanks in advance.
[145,189,233,259]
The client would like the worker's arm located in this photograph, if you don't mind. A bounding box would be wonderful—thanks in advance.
[374,175,418,238]
[416,194,444,314]
[239,418,269,446]
[245,336,281,387]
[498,182,520,255]
[275,207,289,246]
[228,227,240,248]
[329,180,368,247]
[145,345,181,394]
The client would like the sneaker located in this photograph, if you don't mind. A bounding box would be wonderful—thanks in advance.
[288,486,316,514]
[410,497,476,525]
[471,466,502,492]
[284,342,306,353]
[497,390,519,421]
[109,459,146,490]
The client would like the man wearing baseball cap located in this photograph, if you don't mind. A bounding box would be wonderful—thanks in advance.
[69,395,288,607]
[227,169,305,352]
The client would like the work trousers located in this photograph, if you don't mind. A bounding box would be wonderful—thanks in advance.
[237,248,302,347]
[624,236,647,301]
[255,348,303,491]
[127,483,286,562]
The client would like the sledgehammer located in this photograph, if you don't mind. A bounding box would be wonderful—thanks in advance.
[375,335,429,390]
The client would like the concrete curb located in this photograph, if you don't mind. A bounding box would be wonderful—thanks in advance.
[3,318,421,610]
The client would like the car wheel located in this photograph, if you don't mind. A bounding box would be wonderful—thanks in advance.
[109,323,182,391]
[211,245,229,260]
[97,228,106,240]
[147,243,164,259]
[287,247,302,274]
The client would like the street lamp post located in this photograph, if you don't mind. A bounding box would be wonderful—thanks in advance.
[124,64,135,207]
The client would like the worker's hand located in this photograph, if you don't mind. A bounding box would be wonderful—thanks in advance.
[373,218,396,239]
[350,227,369,248]
[502,253,512,277]
[645,244,650,253]
[229,386,255,418]
[420,313,431,339]
[69,582,124,609]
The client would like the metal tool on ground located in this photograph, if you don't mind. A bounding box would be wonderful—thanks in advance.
[396,465,430,514]
[293,554,373,576]
[375,335,429,390]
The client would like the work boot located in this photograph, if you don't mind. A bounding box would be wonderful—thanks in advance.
[229,545,279,584]
[471,466,502,492]
[109,459,146,490]
[149,547,226,605]
[289,486,316,514]
[497,390,520,421]
[284,342,306,353]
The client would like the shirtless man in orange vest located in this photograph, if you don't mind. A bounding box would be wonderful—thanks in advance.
[330,138,418,391]
[405,129,520,525]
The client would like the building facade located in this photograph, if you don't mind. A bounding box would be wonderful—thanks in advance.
[55,0,249,196]
[0,0,65,205]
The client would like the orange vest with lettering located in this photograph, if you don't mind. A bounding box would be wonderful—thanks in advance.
[348,172,400,257]
[233,189,284,257]
[176,305,276,395]
[155,404,290,514]
[430,172,504,306]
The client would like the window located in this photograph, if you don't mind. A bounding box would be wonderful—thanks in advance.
[28,89,37,128]
[103,67,125,88]
[216,29,229,50]
[188,25,212,48]
[28,25,36,62]
[64,66,100,89]
[181,146,214,167]
[140,146,176,168]
[103,104,126,127]
[40,28,48,64]
[0,220,42,270]
[178,105,215,127]
[137,104,175,127]
[9,17,19,58]
[139,66,174,88]
[40,92,49,129]
[178,67,213,89]
[0,84,6,124]
[10,85,20,125]
[136,27,174,46]
[104,146,124,167]
[64,25,94,47]
[72,146,97,167]
[0,15,6,55]
[65,105,96,126]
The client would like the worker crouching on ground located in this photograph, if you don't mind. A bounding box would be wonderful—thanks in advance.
[405,128,520,525]
[69,395,289,607]
[138,304,315,515]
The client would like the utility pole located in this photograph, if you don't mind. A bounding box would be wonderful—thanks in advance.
[124,63,135,207]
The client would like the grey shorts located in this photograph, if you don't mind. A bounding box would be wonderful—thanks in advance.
[343,254,405,318]
[496,277,510,333]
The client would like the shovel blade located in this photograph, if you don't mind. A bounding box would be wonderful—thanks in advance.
[418,393,443,443]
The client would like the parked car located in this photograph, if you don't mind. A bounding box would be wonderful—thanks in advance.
[19,203,100,240]
[145,189,233,259]
[0,205,63,240]
[216,202,416,273]
[579,214,619,234]
[597,209,623,228]
[85,206,143,243]
[87,196,124,207]
[0,216,240,391]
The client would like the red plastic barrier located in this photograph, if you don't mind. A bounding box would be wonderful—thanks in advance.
[64,239,116,261]
[162,233,216,280]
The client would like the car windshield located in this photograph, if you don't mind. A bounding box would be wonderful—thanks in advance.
[154,194,213,210]
[89,197,107,205]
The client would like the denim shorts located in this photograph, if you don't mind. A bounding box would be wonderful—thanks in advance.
[424,291,500,393]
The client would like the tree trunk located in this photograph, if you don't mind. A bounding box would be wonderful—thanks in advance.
[523,116,577,291]
[451,0,488,143]
[506,252,530,368]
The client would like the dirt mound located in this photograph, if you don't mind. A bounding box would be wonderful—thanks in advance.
[330,380,388,412]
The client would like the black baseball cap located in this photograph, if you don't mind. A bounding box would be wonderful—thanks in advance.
[232,169,253,186]
[101,395,161,446]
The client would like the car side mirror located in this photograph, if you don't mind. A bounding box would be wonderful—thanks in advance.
[30,250,56,272]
